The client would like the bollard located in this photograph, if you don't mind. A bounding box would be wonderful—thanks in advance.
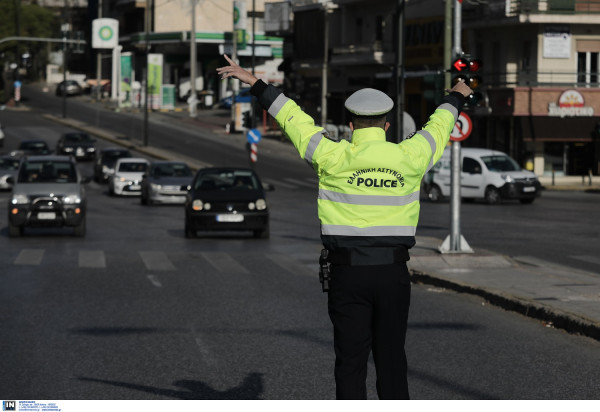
[589,169,593,186]
[552,170,555,186]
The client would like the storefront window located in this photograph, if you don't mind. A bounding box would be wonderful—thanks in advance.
[544,142,566,175]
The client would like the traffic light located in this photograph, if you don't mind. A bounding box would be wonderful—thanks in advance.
[242,110,252,129]
[451,56,484,107]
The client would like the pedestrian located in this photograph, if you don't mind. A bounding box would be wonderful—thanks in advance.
[217,54,472,400]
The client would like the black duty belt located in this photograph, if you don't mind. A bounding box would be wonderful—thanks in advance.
[326,247,410,266]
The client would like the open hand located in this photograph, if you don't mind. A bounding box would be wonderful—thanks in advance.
[216,55,258,87]
[446,78,473,97]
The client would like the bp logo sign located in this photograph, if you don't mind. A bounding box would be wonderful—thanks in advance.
[92,18,118,49]
[99,26,114,41]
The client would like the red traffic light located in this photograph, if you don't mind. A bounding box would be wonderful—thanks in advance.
[452,58,469,72]
[469,59,482,72]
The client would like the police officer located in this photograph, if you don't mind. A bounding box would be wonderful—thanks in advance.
[217,55,473,400]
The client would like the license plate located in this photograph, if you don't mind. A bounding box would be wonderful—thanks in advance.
[37,212,56,220]
[216,214,244,223]
[523,186,536,193]
[129,185,141,190]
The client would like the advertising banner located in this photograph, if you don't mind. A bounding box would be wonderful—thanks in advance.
[148,53,163,110]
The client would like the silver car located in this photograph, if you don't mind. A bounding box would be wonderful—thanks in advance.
[0,155,20,190]
[141,161,193,205]
[7,155,88,237]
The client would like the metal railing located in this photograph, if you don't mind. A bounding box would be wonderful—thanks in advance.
[481,69,600,88]
[463,0,600,19]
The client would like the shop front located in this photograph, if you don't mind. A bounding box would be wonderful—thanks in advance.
[489,87,600,177]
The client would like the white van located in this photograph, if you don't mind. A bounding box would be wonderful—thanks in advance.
[427,147,542,204]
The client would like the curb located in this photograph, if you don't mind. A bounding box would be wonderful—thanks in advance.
[409,269,600,342]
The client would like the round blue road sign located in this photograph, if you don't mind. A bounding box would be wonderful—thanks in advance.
[247,128,262,143]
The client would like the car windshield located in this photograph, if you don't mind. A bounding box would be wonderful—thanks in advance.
[64,133,93,143]
[481,155,521,172]
[0,158,19,170]
[195,170,259,191]
[118,162,147,172]
[152,163,192,178]
[18,161,77,183]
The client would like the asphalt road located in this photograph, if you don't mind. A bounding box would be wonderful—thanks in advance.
[0,90,599,400]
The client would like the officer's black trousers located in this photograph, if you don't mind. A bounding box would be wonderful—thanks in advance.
[327,263,411,400]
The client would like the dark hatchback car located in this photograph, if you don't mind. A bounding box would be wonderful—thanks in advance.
[7,155,88,237]
[56,132,97,160]
[18,139,52,155]
[55,80,83,97]
[185,167,270,238]
[94,147,132,183]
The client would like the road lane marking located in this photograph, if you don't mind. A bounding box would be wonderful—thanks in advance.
[14,249,44,265]
[139,251,176,271]
[265,253,316,278]
[147,275,162,287]
[199,252,249,274]
[79,251,106,268]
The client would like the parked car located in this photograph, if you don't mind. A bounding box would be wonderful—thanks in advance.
[94,147,132,183]
[0,155,20,190]
[0,121,5,147]
[427,147,542,204]
[185,167,270,238]
[220,88,252,109]
[7,155,88,237]
[108,157,149,196]
[56,132,97,160]
[55,80,83,97]
[18,139,52,155]
[141,161,193,205]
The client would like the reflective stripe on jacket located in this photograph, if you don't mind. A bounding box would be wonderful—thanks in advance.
[252,80,462,252]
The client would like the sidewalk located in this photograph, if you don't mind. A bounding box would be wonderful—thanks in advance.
[10,98,600,341]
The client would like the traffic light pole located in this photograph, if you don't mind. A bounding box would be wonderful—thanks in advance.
[440,0,473,254]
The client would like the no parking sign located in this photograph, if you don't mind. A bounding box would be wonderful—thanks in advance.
[450,112,472,142]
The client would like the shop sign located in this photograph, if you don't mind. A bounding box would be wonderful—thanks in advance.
[548,90,594,117]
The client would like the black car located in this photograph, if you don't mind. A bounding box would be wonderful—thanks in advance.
[55,80,83,97]
[7,155,89,237]
[56,132,97,160]
[18,139,52,155]
[185,167,270,238]
[94,147,132,183]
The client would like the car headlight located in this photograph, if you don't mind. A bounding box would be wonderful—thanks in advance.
[63,194,82,204]
[501,174,514,183]
[87,147,96,152]
[256,198,267,210]
[192,199,203,211]
[248,202,256,210]
[11,194,30,204]
[63,147,74,152]
[150,183,162,190]
[118,176,127,182]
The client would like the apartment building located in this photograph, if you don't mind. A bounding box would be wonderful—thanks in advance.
[280,0,600,176]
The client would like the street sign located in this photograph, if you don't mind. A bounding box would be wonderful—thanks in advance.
[247,128,262,143]
[450,112,472,142]
[92,18,118,49]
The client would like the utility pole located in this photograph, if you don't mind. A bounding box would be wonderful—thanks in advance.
[320,3,329,128]
[143,0,151,146]
[96,0,102,100]
[61,23,69,118]
[394,0,406,142]
[439,0,473,254]
[189,0,197,117]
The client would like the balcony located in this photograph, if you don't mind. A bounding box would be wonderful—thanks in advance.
[464,0,600,21]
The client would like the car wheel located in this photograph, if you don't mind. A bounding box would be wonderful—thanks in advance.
[484,186,501,205]
[8,223,22,238]
[519,198,535,204]
[428,184,443,203]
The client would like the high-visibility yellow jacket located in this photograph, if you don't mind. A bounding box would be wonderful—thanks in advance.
[251,80,464,261]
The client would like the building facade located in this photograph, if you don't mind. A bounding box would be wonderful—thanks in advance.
[278,0,600,176]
